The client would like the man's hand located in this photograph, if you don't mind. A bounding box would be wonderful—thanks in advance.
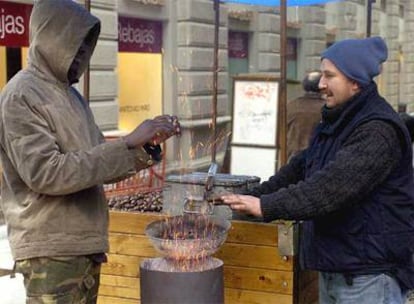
[123,115,181,148]
[220,194,263,217]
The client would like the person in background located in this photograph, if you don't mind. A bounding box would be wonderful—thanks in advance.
[287,71,324,160]
[221,36,414,304]
[0,0,180,302]
[399,112,414,165]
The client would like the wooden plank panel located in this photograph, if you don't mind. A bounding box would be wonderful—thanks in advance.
[109,211,163,234]
[99,276,140,301]
[101,257,293,294]
[98,296,138,304]
[225,288,293,304]
[108,233,157,256]
[216,243,293,271]
[108,212,279,247]
[108,231,279,259]
[98,285,139,300]
[98,275,291,304]
[224,266,293,294]
[100,274,139,289]
[98,286,291,304]
[106,242,292,274]
[227,220,278,246]
[98,281,292,304]
[101,254,143,277]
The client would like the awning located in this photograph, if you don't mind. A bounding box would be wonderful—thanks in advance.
[222,0,341,6]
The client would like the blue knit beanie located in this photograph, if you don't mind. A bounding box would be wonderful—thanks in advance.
[321,36,388,87]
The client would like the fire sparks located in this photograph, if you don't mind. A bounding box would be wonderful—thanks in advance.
[142,256,223,273]
[145,214,230,272]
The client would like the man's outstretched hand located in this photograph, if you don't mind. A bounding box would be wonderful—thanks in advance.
[220,194,263,217]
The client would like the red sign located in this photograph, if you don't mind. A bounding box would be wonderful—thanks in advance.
[0,1,32,47]
[118,16,162,53]
[228,31,248,59]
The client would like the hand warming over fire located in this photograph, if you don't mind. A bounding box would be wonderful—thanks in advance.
[220,194,262,217]
[123,115,181,148]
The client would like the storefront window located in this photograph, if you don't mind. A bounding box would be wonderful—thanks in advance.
[228,31,249,108]
[118,16,163,132]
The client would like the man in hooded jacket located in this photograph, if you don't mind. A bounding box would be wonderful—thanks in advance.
[221,37,414,303]
[0,0,180,302]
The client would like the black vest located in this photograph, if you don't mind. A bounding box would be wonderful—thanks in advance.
[301,83,414,290]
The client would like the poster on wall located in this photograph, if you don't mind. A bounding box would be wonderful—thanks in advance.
[232,79,279,146]
[230,76,279,180]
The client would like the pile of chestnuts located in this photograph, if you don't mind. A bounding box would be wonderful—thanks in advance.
[107,190,163,212]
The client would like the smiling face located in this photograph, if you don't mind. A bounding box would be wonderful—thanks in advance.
[319,58,361,108]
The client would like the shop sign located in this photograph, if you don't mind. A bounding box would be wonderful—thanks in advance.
[228,31,248,59]
[0,1,32,47]
[118,16,162,53]
[224,0,342,5]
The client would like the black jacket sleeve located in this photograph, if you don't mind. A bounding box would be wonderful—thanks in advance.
[248,150,306,197]
[259,120,402,222]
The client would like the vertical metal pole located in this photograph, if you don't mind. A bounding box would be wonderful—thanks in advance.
[84,0,91,102]
[212,0,220,163]
[278,0,288,167]
[366,0,374,37]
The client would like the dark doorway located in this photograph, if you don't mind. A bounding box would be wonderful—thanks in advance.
[6,47,22,81]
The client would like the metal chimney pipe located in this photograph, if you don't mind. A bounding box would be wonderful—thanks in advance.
[212,0,220,164]
[366,0,375,37]
[278,0,288,167]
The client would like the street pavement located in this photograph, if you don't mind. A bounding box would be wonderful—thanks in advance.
[0,225,25,304]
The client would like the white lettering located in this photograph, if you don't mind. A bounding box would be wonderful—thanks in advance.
[15,16,25,35]
[0,9,4,39]
[0,8,27,40]
[119,22,156,48]
[5,15,16,33]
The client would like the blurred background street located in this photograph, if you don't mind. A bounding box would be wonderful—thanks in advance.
[0,224,25,304]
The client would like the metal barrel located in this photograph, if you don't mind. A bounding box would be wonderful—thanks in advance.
[140,258,224,304]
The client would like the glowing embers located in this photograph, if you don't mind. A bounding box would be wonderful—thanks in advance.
[142,256,222,273]
[145,214,230,263]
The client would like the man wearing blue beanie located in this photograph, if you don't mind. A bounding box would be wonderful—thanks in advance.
[221,36,414,303]
[322,36,388,88]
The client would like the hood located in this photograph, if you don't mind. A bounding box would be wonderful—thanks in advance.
[28,0,100,84]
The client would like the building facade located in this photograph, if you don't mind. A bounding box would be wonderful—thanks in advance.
[1,0,413,172]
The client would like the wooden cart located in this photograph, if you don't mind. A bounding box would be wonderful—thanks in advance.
[97,211,317,304]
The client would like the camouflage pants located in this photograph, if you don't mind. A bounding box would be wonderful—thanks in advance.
[15,256,101,304]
